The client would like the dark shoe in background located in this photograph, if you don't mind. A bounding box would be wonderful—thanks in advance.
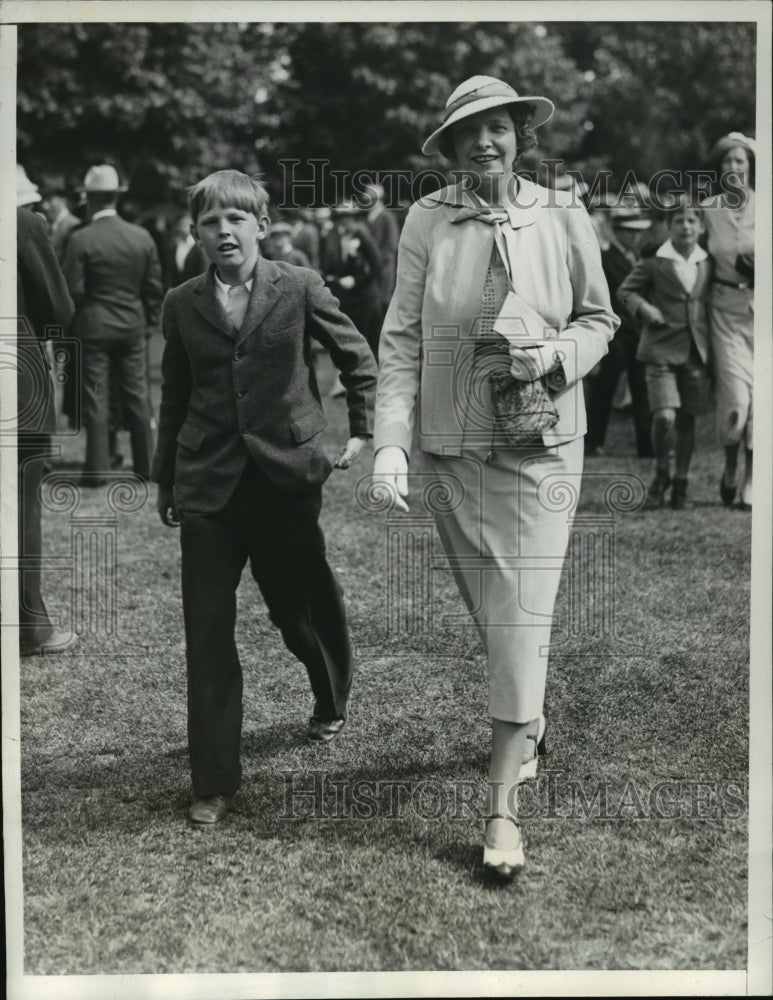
[188,794,234,825]
[20,630,79,657]
[670,477,688,510]
[646,470,671,509]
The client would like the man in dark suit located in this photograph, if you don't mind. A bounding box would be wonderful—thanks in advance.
[17,205,77,656]
[585,207,653,457]
[362,182,400,320]
[152,170,377,825]
[320,202,383,358]
[63,164,163,482]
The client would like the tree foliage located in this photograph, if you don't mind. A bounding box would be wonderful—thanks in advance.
[17,19,758,208]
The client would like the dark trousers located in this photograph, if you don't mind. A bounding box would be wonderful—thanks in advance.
[18,442,54,653]
[585,328,652,457]
[82,337,153,478]
[180,461,353,797]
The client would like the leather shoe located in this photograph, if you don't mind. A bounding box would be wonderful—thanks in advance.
[307,713,346,743]
[483,816,525,884]
[20,630,78,657]
[188,793,234,825]
[720,470,737,507]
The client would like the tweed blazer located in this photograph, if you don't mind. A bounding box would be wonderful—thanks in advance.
[374,178,619,455]
[63,214,164,341]
[151,257,377,511]
[617,253,712,366]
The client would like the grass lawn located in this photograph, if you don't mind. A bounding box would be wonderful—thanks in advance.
[17,337,750,974]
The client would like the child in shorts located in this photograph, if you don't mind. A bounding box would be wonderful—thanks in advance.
[618,199,712,509]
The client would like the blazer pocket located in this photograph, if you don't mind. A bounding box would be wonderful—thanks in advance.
[289,407,327,444]
[176,422,207,452]
[265,321,303,346]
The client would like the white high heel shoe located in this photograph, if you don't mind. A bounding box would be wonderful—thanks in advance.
[483,816,525,883]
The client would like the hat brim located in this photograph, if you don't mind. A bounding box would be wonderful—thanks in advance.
[422,94,554,156]
[709,134,756,162]
[79,185,129,194]
[18,191,42,206]
[613,220,652,231]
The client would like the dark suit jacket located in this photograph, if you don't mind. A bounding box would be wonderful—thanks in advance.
[617,254,712,365]
[601,243,639,346]
[151,258,377,510]
[366,207,400,306]
[320,224,382,306]
[63,213,164,341]
[17,207,75,436]
[50,210,81,264]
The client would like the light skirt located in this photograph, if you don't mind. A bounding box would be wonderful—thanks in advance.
[419,438,583,723]
[708,285,754,449]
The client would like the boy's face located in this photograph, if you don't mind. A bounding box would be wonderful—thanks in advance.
[192,202,269,281]
[669,210,703,254]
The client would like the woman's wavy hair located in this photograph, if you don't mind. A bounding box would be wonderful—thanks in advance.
[437,104,539,165]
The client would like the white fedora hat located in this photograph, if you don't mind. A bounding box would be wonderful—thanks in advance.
[17,164,42,206]
[422,75,554,157]
[81,164,128,193]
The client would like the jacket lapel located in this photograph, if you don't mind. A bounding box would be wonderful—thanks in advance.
[690,258,712,299]
[193,265,237,340]
[236,256,281,345]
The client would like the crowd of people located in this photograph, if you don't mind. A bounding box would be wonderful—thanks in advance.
[15,77,755,885]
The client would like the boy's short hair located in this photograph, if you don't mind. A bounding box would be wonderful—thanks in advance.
[666,193,703,224]
[187,170,270,223]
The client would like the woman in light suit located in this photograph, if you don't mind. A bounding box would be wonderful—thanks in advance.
[373,76,618,882]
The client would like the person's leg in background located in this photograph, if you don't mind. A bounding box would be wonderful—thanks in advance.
[114,335,154,480]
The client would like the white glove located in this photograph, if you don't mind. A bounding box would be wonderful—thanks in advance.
[372,445,409,512]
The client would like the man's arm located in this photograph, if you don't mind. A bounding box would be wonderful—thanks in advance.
[18,209,75,333]
[150,293,192,490]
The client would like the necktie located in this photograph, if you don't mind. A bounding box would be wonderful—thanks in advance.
[225,283,249,332]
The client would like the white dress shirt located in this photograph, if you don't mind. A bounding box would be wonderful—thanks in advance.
[655,239,708,294]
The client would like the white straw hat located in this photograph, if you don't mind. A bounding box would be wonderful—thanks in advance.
[422,75,554,157]
[17,164,42,206]
[81,164,128,193]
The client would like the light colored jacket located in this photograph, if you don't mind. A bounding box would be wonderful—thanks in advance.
[374,178,619,455]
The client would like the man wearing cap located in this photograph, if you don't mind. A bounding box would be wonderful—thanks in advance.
[63,164,163,482]
[585,204,653,458]
[321,201,382,358]
[264,220,311,268]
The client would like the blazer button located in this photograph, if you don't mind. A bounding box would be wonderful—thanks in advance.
[236,390,245,398]
[233,351,240,361]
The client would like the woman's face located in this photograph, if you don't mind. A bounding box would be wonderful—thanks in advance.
[721,145,751,180]
[452,108,517,185]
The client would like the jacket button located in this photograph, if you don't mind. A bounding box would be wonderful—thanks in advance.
[233,352,240,361]
[236,390,245,398]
